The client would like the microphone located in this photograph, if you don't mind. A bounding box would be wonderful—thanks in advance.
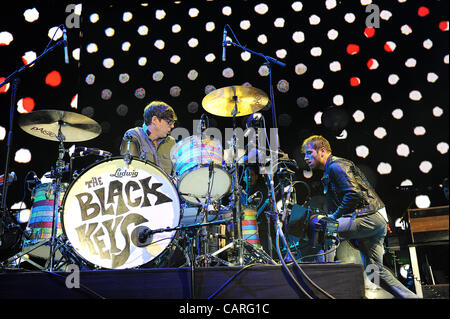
[72,146,112,157]
[26,172,41,185]
[62,25,69,64]
[222,27,227,62]
[0,172,17,186]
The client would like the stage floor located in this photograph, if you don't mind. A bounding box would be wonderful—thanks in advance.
[0,263,364,299]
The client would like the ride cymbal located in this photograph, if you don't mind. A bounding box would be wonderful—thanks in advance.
[202,85,269,117]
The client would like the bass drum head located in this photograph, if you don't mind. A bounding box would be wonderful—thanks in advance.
[61,156,180,269]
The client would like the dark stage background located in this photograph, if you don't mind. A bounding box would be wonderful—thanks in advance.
[1,0,448,234]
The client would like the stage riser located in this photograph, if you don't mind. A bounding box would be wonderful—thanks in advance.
[0,264,364,299]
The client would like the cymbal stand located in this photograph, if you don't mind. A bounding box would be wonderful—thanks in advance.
[46,122,69,271]
[230,93,245,265]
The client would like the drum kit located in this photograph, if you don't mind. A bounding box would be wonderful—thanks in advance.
[0,85,306,272]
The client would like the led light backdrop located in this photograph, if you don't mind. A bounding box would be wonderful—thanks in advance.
[0,1,448,229]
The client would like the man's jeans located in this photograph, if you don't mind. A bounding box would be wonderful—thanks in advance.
[337,211,419,298]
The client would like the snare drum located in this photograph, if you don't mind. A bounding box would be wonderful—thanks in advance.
[23,182,67,258]
[61,156,181,269]
[171,135,231,204]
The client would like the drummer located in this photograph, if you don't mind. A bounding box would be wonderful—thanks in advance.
[120,101,177,176]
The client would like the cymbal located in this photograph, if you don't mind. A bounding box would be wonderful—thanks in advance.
[202,86,269,117]
[18,109,102,142]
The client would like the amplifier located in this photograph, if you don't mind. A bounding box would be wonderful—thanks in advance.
[408,205,449,244]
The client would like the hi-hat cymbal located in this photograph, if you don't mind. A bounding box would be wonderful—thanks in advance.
[202,86,269,117]
[18,109,102,142]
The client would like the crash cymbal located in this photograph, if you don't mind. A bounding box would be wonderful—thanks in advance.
[18,109,102,142]
[202,86,269,117]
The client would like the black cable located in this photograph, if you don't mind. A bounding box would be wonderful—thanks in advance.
[277,220,336,299]
[207,262,261,299]
[297,236,341,262]
[275,220,314,299]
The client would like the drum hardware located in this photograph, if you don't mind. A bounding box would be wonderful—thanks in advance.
[1,34,68,247]
[14,109,102,271]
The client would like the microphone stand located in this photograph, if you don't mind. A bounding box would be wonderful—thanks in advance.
[224,39,284,153]
[0,39,66,246]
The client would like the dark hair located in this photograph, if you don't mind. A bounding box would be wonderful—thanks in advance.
[143,101,177,125]
[301,135,332,154]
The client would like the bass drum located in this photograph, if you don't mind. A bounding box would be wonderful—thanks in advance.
[61,156,181,269]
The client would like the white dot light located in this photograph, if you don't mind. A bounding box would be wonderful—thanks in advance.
[409,90,422,101]
[312,79,324,89]
[255,3,269,15]
[353,110,365,122]
[170,55,181,64]
[222,6,232,16]
[105,27,115,37]
[309,15,321,25]
[138,57,147,66]
[276,49,287,59]
[325,0,337,10]
[241,51,251,61]
[103,58,114,68]
[377,162,392,175]
[423,39,433,49]
[380,10,393,21]
[437,142,449,154]
[329,61,341,72]
[292,2,303,12]
[392,108,403,119]
[205,53,216,62]
[432,106,443,117]
[295,63,307,75]
[188,38,199,48]
[414,126,426,136]
[310,47,322,57]
[14,148,32,163]
[257,34,268,44]
[344,13,356,23]
[374,127,387,139]
[274,18,285,28]
[333,95,344,106]
[0,31,14,45]
[314,111,323,125]
[327,29,339,40]
[188,8,199,18]
[122,12,133,22]
[89,13,99,23]
[155,9,166,20]
[205,22,215,32]
[415,195,431,208]
[356,145,369,158]
[137,25,149,36]
[401,24,412,35]
[388,74,400,85]
[240,20,251,30]
[396,144,410,157]
[427,72,438,83]
[419,161,432,173]
[405,58,416,68]
[172,24,181,33]
[154,39,165,50]
[24,8,39,22]
[371,92,382,103]
[292,31,305,43]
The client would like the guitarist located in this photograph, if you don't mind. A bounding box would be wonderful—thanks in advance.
[301,135,419,299]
